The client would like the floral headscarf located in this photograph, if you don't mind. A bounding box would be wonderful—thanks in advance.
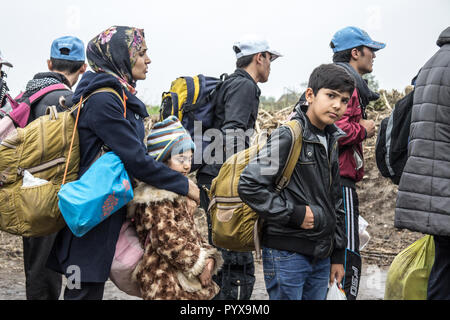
[87,26,146,94]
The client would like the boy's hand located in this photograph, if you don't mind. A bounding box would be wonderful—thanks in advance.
[199,258,215,287]
[187,180,200,205]
[301,206,315,229]
[359,119,376,138]
[329,264,345,286]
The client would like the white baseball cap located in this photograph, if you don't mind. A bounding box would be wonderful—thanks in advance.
[233,35,282,62]
[0,50,13,68]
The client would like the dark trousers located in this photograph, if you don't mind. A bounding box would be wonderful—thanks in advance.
[22,234,62,300]
[199,181,255,300]
[63,282,105,300]
[427,235,450,300]
[342,186,362,300]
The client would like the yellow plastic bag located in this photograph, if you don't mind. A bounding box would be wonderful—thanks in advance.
[384,235,435,300]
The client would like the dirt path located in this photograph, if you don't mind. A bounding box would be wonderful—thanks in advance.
[0,240,386,300]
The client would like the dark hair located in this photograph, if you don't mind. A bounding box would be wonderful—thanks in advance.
[308,64,355,96]
[235,51,267,69]
[50,58,84,74]
[330,44,365,63]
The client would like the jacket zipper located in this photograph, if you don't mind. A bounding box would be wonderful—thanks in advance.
[17,157,67,177]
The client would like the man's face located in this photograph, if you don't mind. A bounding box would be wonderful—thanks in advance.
[355,46,377,75]
[257,52,272,83]
[305,88,350,130]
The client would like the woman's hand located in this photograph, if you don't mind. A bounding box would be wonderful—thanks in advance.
[199,258,215,287]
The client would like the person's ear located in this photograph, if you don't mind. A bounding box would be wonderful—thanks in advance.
[79,63,87,74]
[351,48,360,60]
[47,59,53,71]
[305,88,315,104]
[254,52,264,65]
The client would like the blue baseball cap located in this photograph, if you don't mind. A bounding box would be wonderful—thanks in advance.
[330,26,386,53]
[50,36,85,61]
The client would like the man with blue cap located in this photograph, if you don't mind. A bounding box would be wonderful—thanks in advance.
[330,26,385,300]
[20,35,87,300]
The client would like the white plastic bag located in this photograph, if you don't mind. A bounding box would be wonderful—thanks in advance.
[326,281,347,300]
[22,170,49,187]
[359,216,371,251]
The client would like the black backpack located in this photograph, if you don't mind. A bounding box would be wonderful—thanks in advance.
[375,89,415,185]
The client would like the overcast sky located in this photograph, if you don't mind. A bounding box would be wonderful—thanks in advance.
[1,0,449,105]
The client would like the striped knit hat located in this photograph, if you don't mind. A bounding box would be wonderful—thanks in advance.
[147,116,195,162]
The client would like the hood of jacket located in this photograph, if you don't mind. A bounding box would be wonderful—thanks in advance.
[127,182,182,220]
[336,62,380,112]
[73,71,148,118]
[437,26,450,47]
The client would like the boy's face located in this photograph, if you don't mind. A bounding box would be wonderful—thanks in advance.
[166,150,193,176]
[305,88,350,130]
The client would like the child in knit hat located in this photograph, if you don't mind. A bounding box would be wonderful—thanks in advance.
[128,116,223,300]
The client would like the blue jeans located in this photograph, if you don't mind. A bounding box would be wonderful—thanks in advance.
[262,247,330,300]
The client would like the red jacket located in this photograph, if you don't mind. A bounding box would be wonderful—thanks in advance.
[335,89,367,183]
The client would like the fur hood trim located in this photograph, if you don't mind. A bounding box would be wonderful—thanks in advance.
[132,182,181,204]
[128,182,181,219]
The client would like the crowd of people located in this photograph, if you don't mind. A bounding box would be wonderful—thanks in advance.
[0,24,448,301]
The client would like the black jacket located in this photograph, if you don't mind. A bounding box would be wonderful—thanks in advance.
[238,105,347,264]
[197,68,261,184]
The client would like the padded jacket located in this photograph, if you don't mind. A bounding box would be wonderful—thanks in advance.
[238,105,347,264]
[395,27,450,236]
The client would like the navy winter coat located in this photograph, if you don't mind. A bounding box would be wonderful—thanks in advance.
[47,71,189,282]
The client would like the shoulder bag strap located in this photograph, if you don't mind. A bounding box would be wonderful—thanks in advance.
[62,87,127,185]
[274,119,303,192]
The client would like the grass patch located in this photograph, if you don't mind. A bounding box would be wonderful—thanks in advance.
[147,105,160,116]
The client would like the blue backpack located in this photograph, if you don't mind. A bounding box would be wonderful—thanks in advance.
[160,74,227,169]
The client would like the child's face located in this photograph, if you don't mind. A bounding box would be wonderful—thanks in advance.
[305,88,350,130]
[166,150,193,176]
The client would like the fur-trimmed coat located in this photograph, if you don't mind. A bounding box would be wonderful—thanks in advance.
[127,182,223,300]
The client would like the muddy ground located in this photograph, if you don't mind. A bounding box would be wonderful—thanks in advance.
[0,98,424,300]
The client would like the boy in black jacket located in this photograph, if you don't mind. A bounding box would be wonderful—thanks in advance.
[238,64,354,300]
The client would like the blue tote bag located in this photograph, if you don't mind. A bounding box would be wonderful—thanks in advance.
[58,152,134,237]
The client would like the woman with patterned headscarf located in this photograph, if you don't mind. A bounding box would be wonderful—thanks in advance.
[47,26,200,300]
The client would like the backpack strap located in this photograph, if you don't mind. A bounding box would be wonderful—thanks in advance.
[69,87,126,117]
[28,83,70,105]
[62,87,126,185]
[254,120,303,259]
[274,119,303,192]
[184,77,196,107]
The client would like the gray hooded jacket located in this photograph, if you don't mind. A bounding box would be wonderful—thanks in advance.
[395,27,450,236]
